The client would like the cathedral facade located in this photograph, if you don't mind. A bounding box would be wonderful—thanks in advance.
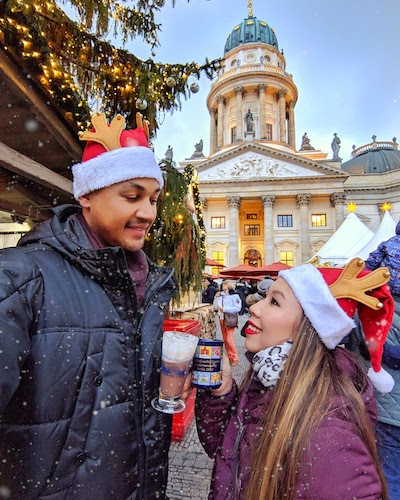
[180,7,400,271]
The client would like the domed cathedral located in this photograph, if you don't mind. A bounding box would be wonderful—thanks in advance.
[211,8,297,151]
[180,2,400,270]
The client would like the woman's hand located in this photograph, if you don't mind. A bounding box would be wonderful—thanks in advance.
[211,355,233,396]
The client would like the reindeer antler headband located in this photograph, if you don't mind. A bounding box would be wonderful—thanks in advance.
[328,258,390,310]
[279,258,395,393]
[78,112,150,151]
[72,112,163,200]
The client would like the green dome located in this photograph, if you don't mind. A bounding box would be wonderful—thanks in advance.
[224,16,279,54]
[342,147,400,174]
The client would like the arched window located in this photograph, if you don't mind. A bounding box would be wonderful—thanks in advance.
[244,249,262,267]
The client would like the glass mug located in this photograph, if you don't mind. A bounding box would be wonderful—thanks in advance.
[152,330,199,414]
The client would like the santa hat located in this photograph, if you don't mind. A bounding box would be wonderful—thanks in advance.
[279,258,395,394]
[72,113,163,200]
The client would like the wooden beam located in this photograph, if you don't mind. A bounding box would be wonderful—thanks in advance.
[0,199,51,222]
[0,48,83,161]
[0,142,73,194]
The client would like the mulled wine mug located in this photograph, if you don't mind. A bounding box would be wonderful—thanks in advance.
[192,339,224,390]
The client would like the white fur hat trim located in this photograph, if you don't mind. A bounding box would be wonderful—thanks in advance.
[279,264,356,349]
[367,367,395,394]
[72,146,164,199]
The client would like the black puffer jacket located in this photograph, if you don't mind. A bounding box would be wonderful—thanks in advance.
[0,205,177,499]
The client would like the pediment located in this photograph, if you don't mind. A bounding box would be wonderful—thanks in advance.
[311,238,327,246]
[275,238,298,247]
[197,144,347,182]
[209,240,227,247]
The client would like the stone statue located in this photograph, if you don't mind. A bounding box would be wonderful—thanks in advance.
[195,139,203,153]
[302,133,310,147]
[299,132,315,151]
[245,109,254,132]
[191,139,205,158]
[165,145,173,161]
[331,133,341,160]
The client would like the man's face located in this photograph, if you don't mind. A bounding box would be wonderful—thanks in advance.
[79,178,160,252]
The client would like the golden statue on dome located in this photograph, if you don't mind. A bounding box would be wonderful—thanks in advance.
[248,0,253,17]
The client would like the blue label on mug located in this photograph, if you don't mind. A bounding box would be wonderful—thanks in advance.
[192,339,224,389]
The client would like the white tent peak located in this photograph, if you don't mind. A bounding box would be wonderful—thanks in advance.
[312,212,374,267]
[346,210,396,262]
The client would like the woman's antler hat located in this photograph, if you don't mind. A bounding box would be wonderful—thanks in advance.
[72,112,163,199]
[279,258,395,393]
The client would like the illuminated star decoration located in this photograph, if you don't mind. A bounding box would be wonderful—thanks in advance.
[380,202,392,212]
[347,202,357,213]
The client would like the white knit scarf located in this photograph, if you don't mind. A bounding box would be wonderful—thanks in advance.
[252,341,293,388]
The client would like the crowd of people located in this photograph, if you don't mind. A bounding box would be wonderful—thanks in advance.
[0,111,399,499]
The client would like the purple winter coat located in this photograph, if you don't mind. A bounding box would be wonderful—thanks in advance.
[195,348,382,499]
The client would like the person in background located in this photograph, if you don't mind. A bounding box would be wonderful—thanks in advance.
[240,277,275,337]
[245,277,274,307]
[347,220,400,499]
[202,277,219,304]
[234,279,250,315]
[214,280,242,366]
[197,260,393,499]
[364,219,400,298]
[0,113,178,499]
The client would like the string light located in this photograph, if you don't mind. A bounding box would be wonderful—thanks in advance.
[1,0,221,133]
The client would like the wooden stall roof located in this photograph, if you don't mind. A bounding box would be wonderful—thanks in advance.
[0,46,84,221]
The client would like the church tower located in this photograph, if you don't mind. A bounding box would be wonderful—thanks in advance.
[207,1,298,155]
[180,3,399,272]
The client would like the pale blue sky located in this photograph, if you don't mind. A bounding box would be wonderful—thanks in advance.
[61,0,400,165]
[128,0,400,165]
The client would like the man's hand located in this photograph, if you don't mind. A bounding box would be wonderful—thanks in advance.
[180,371,193,403]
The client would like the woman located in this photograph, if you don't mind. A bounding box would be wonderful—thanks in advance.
[213,280,241,366]
[197,262,390,499]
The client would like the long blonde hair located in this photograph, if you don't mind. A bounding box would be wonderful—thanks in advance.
[245,316,388,500]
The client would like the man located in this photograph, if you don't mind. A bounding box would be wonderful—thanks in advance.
[202,277,218,304]
[0,113,177,499]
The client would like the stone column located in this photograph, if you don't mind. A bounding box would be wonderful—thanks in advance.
[261,195,275,264]
[258,84,267,139]
[217,95,225,149]
[296,194,311,263]
[287,100,296,148]
[330,192,347,230]
[276,89,287,143]
[209,109,217,155]
[234,86,244,141]
[227,196,240,266]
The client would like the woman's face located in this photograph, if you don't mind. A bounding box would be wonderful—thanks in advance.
[244,277,303,353]
[222,281,229,292]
